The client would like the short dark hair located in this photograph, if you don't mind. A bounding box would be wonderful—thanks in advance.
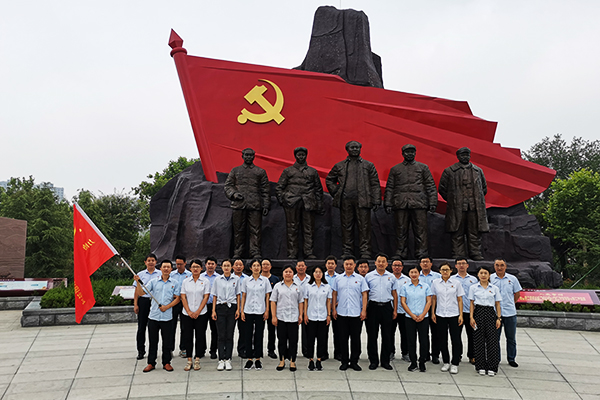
[248,259,261,268]
[391,258,403,265]
[375,252,389,261]
[494,258,507,265]
[357,259,369,266]
[282,265,296,275]
[407,264,422,274]
[342,255,356,263]
[454,257,468,264]
[232,257,243,265]
[145,253,157,261]
[261,258,272,265]
[159,259,172,268]
[205,256,218,264]
[174,254,186,262]
[221,259,232,266]
[308,266,328,285]
[325,255,337,262]
[439,262,454,274]
[476,266,491,275]
[190,259,203,268]
[420,257,432,263]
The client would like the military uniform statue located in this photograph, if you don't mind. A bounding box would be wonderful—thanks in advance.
[438,147,489,261]
[224,148,270,258]
[276,147,324,259]
[326,141,381,258]
[384,144,437,259]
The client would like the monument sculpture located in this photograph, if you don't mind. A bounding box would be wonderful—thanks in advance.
[276,147,324,259]
[326,141,381,258]
[224,148,270,258]
[384,144,437,259]
[438,147,489,261]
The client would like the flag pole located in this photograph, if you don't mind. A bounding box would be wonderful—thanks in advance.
[121,256,163,307]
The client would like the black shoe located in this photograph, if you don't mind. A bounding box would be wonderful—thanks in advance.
[381,364,393,370]
[431,357,440,365]
[290,363,297,372]
[136,352,145,360]
[254,360,262,370]
[210,352,218,360]
[276,362,285,371]
[339,363,349,371]
[389,353,395,361]
[268,351,277,359]
[508,361,519,368]
[316,360,323,371]
[369,363,378,370]
[408,363,418,372]
[350,363,362,371]
[244,360,253,370]
[419,362,426,372]
[308,360,315,371]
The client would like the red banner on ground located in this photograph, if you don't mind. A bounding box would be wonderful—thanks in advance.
[73,204,118,323]
[517,289,600,305]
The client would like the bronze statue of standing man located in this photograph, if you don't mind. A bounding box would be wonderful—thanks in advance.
[384,144,437,260]
[438,147,489,261]
[276,147,324,259]
[224,148,270,259]
[326,141,381,259]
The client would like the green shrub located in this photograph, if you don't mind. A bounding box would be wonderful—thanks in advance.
[40,279,133,308]
[541,300,555,311]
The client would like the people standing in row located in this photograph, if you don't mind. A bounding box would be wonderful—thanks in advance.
[324,255,340,361]
[232,258,249,358]
[491,258,522,368]
[133,254,160,360]
[200,256,220,359]
[332,256,369,371]
[293,260,310,358]
[180,259,210,371]
[400,264,432,372]
[303,266,332,371]
[211,259,240,371]
[271,265,304,371]
[418,257,441,364]
[170,255,192,357]
[261,258,280,359]
[453,258,478,364]
[134,259,181,373]
[240,259,272,371]
[468,266,502,376]
[365,253,397,370]
[390,258,410,362]
[431,262,464,374]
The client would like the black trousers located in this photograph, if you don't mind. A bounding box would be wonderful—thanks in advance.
[277,321,299,362]
[215,304,236,360]
[340,198,372,257]
[437,315,462,365]
[147,319,173,367]
[207,302,218,355]
[473,305,500,372]
[170,302,184,352]
[136,297,151,354]
[338,315,362,365]
[232,209,262,258]
[181,313,209,359]
[428,315,440,359]
[301,321,308,357]
[284,201,316,258]
[405,317,430,364]
[459,312,475,360]
[391,313,408,356]
[366,302,393,366]
[236,318,247,357]
[266,312,277,353]
[330,317,341,359]
[306,320,328,360]
[244,313,265,359]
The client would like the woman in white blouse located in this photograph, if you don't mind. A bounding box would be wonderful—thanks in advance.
[240,259,272,371]
[180,259,211,371]
[303,266,332,371]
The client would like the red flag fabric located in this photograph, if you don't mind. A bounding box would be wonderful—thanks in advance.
[73,203,118,323]
[169,30,555,211]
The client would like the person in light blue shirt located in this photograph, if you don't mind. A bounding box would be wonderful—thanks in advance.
[293,260,310,358]
[468,266,502,376]
[390,259,410,362]
[134,259,181,373]
[303,266,332,371]
[491,258,522,368]
[233,258,250,358]
[331,256,369,371]
[400,264,432,372]
[324,255,340,361]
[419,257,442,364]
[170,255,192,357]
[200,256,221,359]
[133,254,161,360]
[452,257,478,364]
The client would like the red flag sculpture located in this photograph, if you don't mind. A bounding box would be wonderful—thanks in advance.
[169,30,555,210]
[73,203,118,323]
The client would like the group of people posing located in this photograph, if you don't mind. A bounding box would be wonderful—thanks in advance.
[133,253,522,376]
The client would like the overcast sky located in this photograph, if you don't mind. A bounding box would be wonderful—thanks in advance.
[1,1,599,200]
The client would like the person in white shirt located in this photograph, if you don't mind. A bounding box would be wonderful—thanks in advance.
[240,259,272,371]
[431,262,464,374]
[233,258,249,358]
[324,255,340,361]
[303,265,332,371]
[390,258,410,362]
[180,259,210,371]
[294,260,310,358]
[453,257,478,364]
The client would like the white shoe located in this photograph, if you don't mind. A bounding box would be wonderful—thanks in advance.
[487,370,495,376]
[478,369,486,375]
[450,365,458,374]
[441,363,450,372]
[217,360,225,371]
[225,359,232,371]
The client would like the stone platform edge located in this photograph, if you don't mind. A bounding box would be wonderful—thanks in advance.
[517,309,600,331]
[0,296,34,310]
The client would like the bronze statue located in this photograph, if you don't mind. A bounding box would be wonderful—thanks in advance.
[276,147,324,259]
[438,147,489,261]
[326,141,381,258]
[384,144,437,259]
[224,148,270,258]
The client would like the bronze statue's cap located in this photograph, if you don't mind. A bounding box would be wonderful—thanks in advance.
[294,147,308,155]
[456,147,471,155]
[402,144,416,151]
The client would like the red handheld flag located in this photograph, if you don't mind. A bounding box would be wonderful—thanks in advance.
[73,203,118,323]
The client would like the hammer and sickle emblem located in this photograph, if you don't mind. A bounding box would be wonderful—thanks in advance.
[237,79,285,125]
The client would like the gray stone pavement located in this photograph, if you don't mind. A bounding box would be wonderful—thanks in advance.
[1,309,600,400]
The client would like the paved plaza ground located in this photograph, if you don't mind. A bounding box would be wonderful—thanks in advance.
[1,309,600,400]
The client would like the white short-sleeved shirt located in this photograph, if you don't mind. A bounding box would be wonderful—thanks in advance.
[293,274,310,296]
[211,274,241,306]
[332,272,369,317]
[241,275,272,315]
[452,273,478,313]
[394,275,410,314]
[468,283,502,307]
[270,281,304,323]
[490,273,522,317]
[431,277,465,318]
[304,282,332,321]
[365,270,396,302]
[200,271,221,304]
[180,276,211,316]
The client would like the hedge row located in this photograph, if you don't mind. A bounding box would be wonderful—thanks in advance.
[40,279,133,308]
